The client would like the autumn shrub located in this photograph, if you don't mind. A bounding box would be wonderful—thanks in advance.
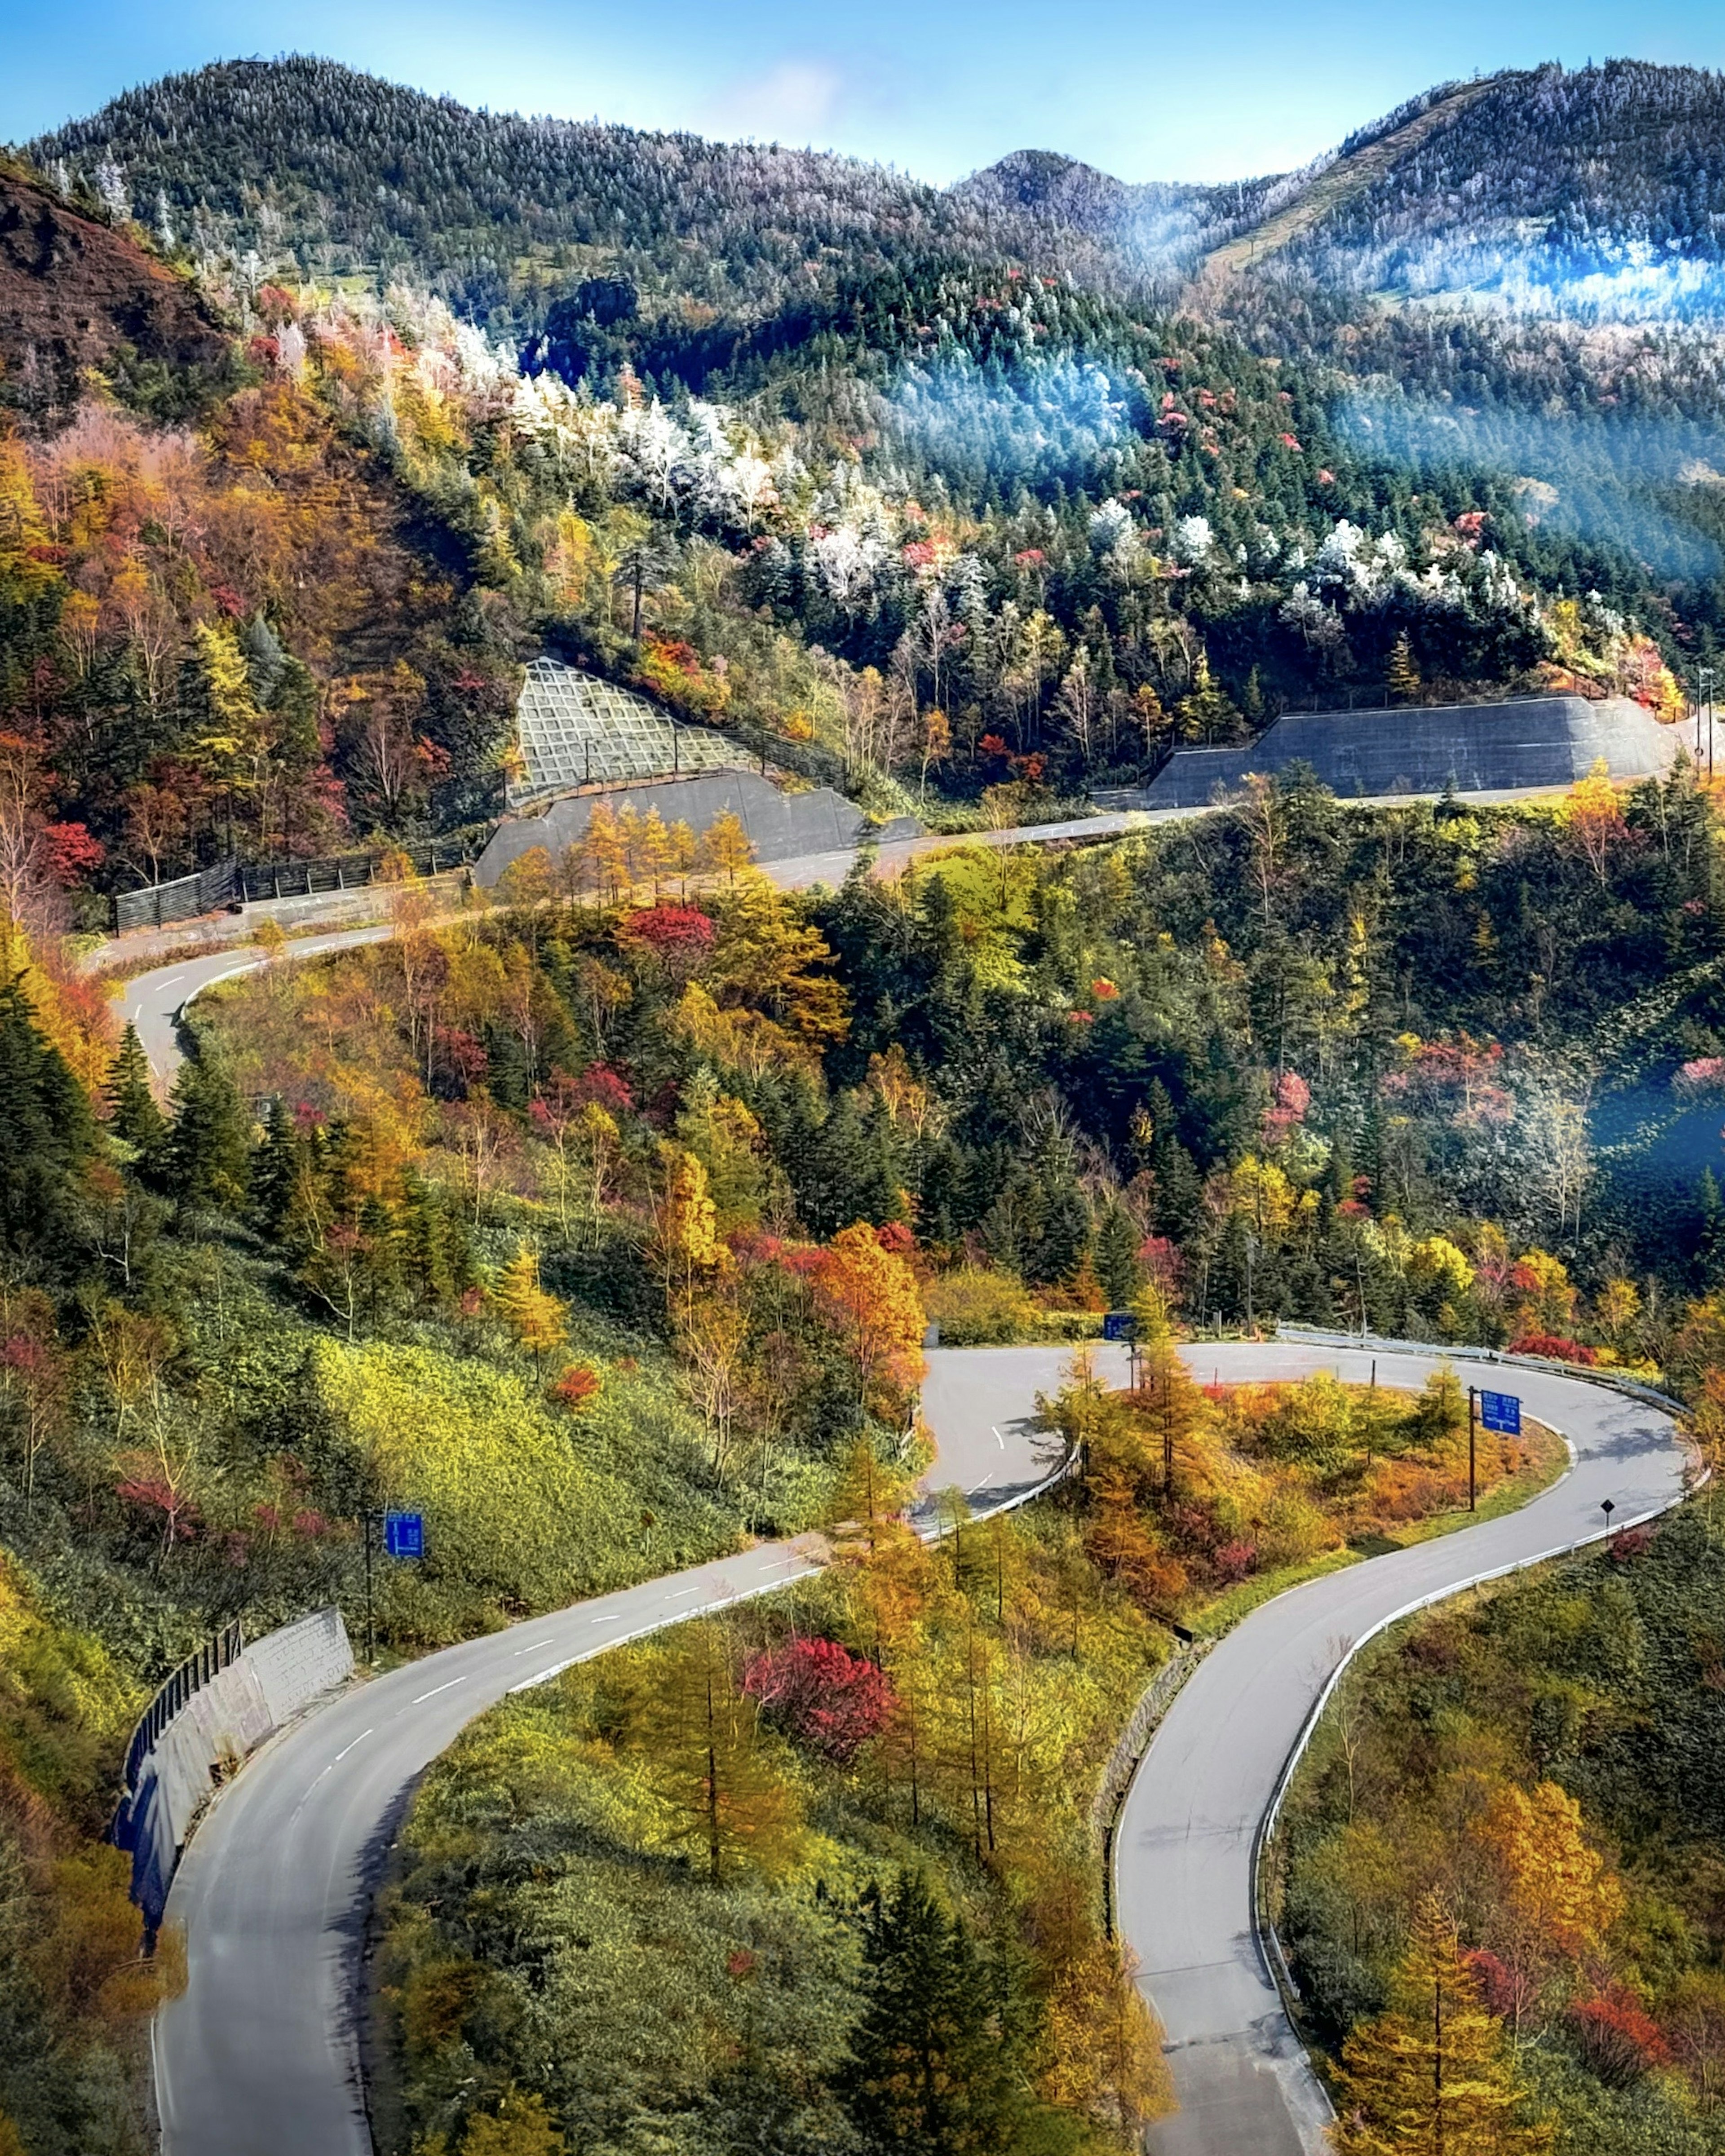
[924,1266,1038,1345]
[1569,1988,1673,2086]
[742,1635,893,1763]
[1508,1332,1600,1365]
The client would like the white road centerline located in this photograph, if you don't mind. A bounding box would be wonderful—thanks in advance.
[410,1676,466,1704]
[331,1728,372,1764]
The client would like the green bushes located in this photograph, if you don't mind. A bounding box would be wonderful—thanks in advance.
[924,1267,1039,1345]
[305,1338,740,1639]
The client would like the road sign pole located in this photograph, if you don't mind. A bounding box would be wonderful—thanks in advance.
[364,1508,375,1666]
[1468,1387,1477,1512]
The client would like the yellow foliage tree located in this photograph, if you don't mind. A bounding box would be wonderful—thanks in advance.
[707,873,849,1050]
[809,1222,927,1421]
[632,1627,805,1883]
[653,1143,720,1303]
[1479,1780,1624,1964]
[460,2090,566,2156]
[489,1246,568,1377]
[1334,1895,1551,2156]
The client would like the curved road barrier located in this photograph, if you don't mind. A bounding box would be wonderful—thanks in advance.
[151,1345,1102,2156]
[147,1337,1690,2156]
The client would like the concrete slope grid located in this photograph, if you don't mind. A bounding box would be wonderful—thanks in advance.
[144,1330,1688,2156]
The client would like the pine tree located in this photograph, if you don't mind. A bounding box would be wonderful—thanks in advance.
[252,1096,302,1233]
[1387,631,1423,705]
[0,978,97,1273]
[106,1022,165,1155]
[844,1869,1038,2154]
[1335,1895,1551,2156]
[164,1041,252,1213]
[1094,1203,1142,1308]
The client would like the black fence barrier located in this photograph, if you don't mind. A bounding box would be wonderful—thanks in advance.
[111,840,478,934]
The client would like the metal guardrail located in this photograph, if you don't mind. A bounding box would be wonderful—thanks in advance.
[1247,1329,1700,2112]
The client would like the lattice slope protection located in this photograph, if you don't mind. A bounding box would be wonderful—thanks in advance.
[511,657,742,802]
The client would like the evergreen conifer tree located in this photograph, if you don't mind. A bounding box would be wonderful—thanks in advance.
[106,1022,166,1156]
[251,1096,302,1234]
[845,1869,1038,2154]
[164,1039,252,1213]
[0,979,97,1273]
[1094,1203,1142,1308]
[1386,631,1423,705]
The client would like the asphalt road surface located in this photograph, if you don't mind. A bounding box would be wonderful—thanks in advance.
[117,927,393,1086]
[149,1336,1687,2156]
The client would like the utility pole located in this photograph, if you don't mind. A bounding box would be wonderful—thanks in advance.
[363,1507,376,1664]
[1467,1387,1477,1512]
[1244,1232,1258,1339]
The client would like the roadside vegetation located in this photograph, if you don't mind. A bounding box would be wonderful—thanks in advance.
[373,1319,1554,2156]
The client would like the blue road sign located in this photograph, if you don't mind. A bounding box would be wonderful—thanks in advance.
[1101,1311,1136,1341]
[384,1511,425,1559]
[1479,1390,1521,1436]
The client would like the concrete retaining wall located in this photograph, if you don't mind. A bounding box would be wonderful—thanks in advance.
[112,1609,352,1932]
[1142,694,1682,808]
[476,767,920,886]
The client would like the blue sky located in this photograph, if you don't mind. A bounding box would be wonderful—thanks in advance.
[2,0,1722,185]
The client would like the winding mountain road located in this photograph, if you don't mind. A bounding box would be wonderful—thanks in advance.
[154,1347,1099,2156]
[117,933,1691,2156]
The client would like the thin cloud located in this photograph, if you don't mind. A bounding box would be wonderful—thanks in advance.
[703,57,844,142]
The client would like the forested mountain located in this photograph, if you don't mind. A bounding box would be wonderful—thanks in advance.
[24,56,1139,338]
[4,72,1713,923]
[1261,61,1725,318]
[14,46,1725,2156]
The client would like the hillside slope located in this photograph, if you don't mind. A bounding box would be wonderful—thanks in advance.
[0,162,233,420]
[1230,60,1725,318]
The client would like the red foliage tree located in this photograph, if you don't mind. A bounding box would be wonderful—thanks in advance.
[622,903,717,981]
[741,1636,893,1763]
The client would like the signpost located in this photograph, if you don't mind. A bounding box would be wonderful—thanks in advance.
[1467,1387,1522,1512]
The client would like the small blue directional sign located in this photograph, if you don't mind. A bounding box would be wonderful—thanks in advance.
[1101,1311,1136,1341]
[1479,1390,1522,1436]
[384,1511,425,1559]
